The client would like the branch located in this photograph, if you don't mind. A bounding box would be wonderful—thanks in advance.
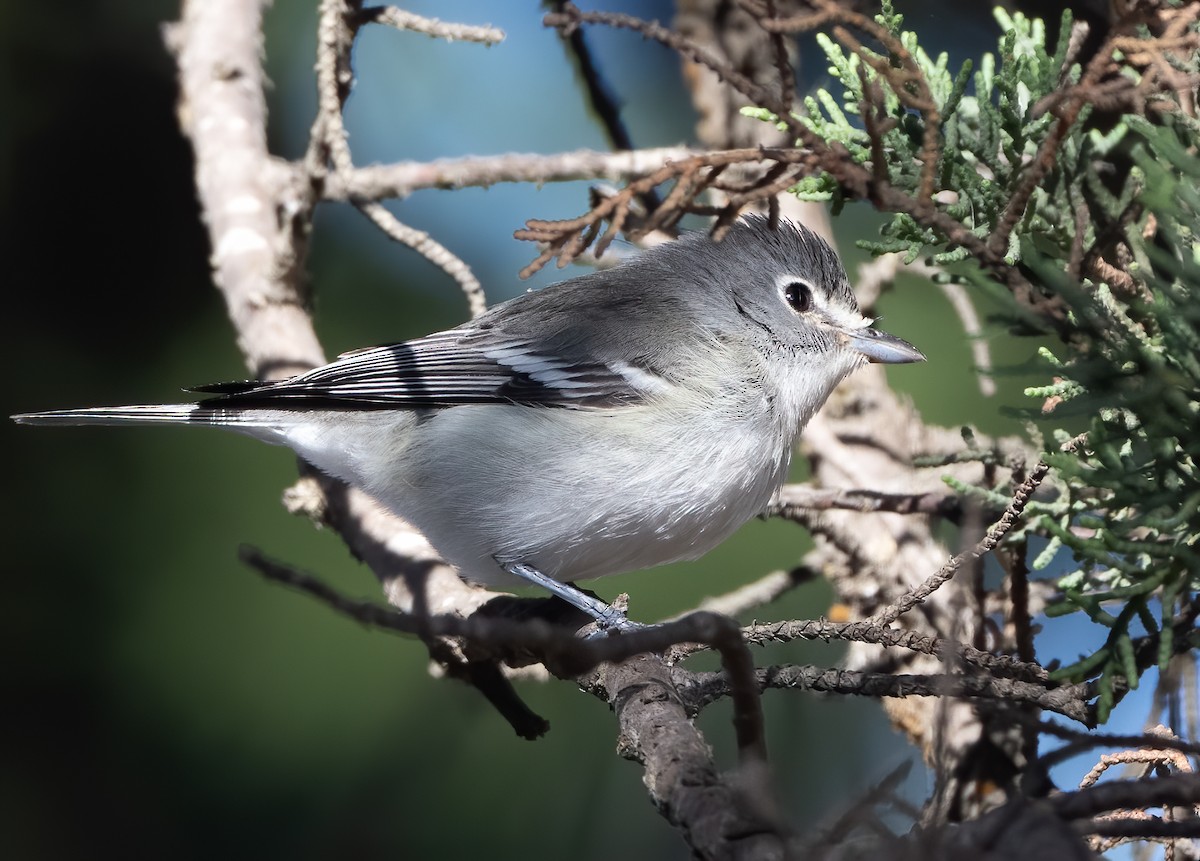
[769,484,962,519]
[164,0,325,380]
[352,5,504,43]
[590,655,788,859]
[683,664,1094,724]
[308,0,489,316]
[166,0,506,653]
[1051,773,1200,821]
[870,461,1050,627]
[737,619,1050,682]
[312,147,703,201]
[242,546,771,766]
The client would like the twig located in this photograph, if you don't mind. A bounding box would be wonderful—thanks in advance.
[549,0,633,150]
[548,0,662,216]
[1035,721,1200,771]
[683,664,1093,724]
[240,546,770,766]
[352,5,504,44]
[429,642,551,741]
[513,146,819,275]
[544,4,773,112]
[735,618,1049,682]
[769,484,962,519]
[871,461,1050,627]
[745,0,839,33]
[309,0,488,316]
[760,0,796,112]
[793,760,914,854]
[356,200,487,316]
[1088,819,1200,839]
[830,16,941,202]
[668,619,1050,687]
[1051,773,1200,821]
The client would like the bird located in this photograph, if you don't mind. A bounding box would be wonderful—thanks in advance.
[14,215,923,628]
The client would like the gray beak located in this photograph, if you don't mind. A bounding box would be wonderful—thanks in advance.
[843,326,925,364]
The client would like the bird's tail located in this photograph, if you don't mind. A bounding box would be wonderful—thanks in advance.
[12,404,274,429]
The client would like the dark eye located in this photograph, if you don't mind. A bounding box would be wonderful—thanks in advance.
[784,280,813,313]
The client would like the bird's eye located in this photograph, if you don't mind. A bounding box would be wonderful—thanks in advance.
[784,280,813,313]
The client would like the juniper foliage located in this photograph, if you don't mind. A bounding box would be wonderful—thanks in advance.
[757,2,1200,721]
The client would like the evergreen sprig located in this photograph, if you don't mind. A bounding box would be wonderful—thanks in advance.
[755,2,1200,721]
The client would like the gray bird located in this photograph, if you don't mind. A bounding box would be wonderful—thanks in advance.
[14,215,923,627]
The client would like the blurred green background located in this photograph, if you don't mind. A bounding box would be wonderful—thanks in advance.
[2,2,1089,858]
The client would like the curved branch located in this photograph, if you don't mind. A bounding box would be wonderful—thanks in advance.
[167,0,502,618]
[165,0,324,380]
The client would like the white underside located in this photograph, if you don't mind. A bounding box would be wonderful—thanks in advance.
[270,346,865,587]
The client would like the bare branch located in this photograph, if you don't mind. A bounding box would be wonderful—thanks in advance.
[309,0,488,316]
[1052,773,1200,821]
[242,545,772,767]
[164,0,325,381]
[871,461,1051,627]
[314,147,703,200]
[356,199,488,316]
[353,5,504,44]
[737,619,1050,682]
[769,484,962,519]
[683,664,1094,724]
[166,0,506,666]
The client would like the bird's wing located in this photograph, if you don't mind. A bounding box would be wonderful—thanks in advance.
[195,329,671,410]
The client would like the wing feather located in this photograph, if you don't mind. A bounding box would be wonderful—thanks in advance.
[199,329,664,410]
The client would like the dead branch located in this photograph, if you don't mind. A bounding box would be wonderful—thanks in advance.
[310,147,704,201]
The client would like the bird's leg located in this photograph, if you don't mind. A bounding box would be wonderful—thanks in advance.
[500,561,643,633]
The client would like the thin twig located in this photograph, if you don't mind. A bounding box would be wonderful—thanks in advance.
[1032,721,1200,779]
[356,200,487,316]
[353,5,504,44]
[668,617,1050,683]
[761,0,796,112]
[310,0,488,316]
[544,4,773,112]
[241,545,770,766]
[548,0,662,216]
[744,619,1049,681]
[683,664,1093,724]
[871,461,1050,627]
[1088,819,1200,839]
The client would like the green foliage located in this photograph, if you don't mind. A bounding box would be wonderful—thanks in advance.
[799,6,1086,266]
[754,3,1200,721]
[1029,121,1200,717]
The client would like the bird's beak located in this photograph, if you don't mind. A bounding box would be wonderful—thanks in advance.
[842,326,925,364]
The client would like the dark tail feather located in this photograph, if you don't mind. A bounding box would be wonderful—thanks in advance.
[187,380,262,395]
[11,404,265,428]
